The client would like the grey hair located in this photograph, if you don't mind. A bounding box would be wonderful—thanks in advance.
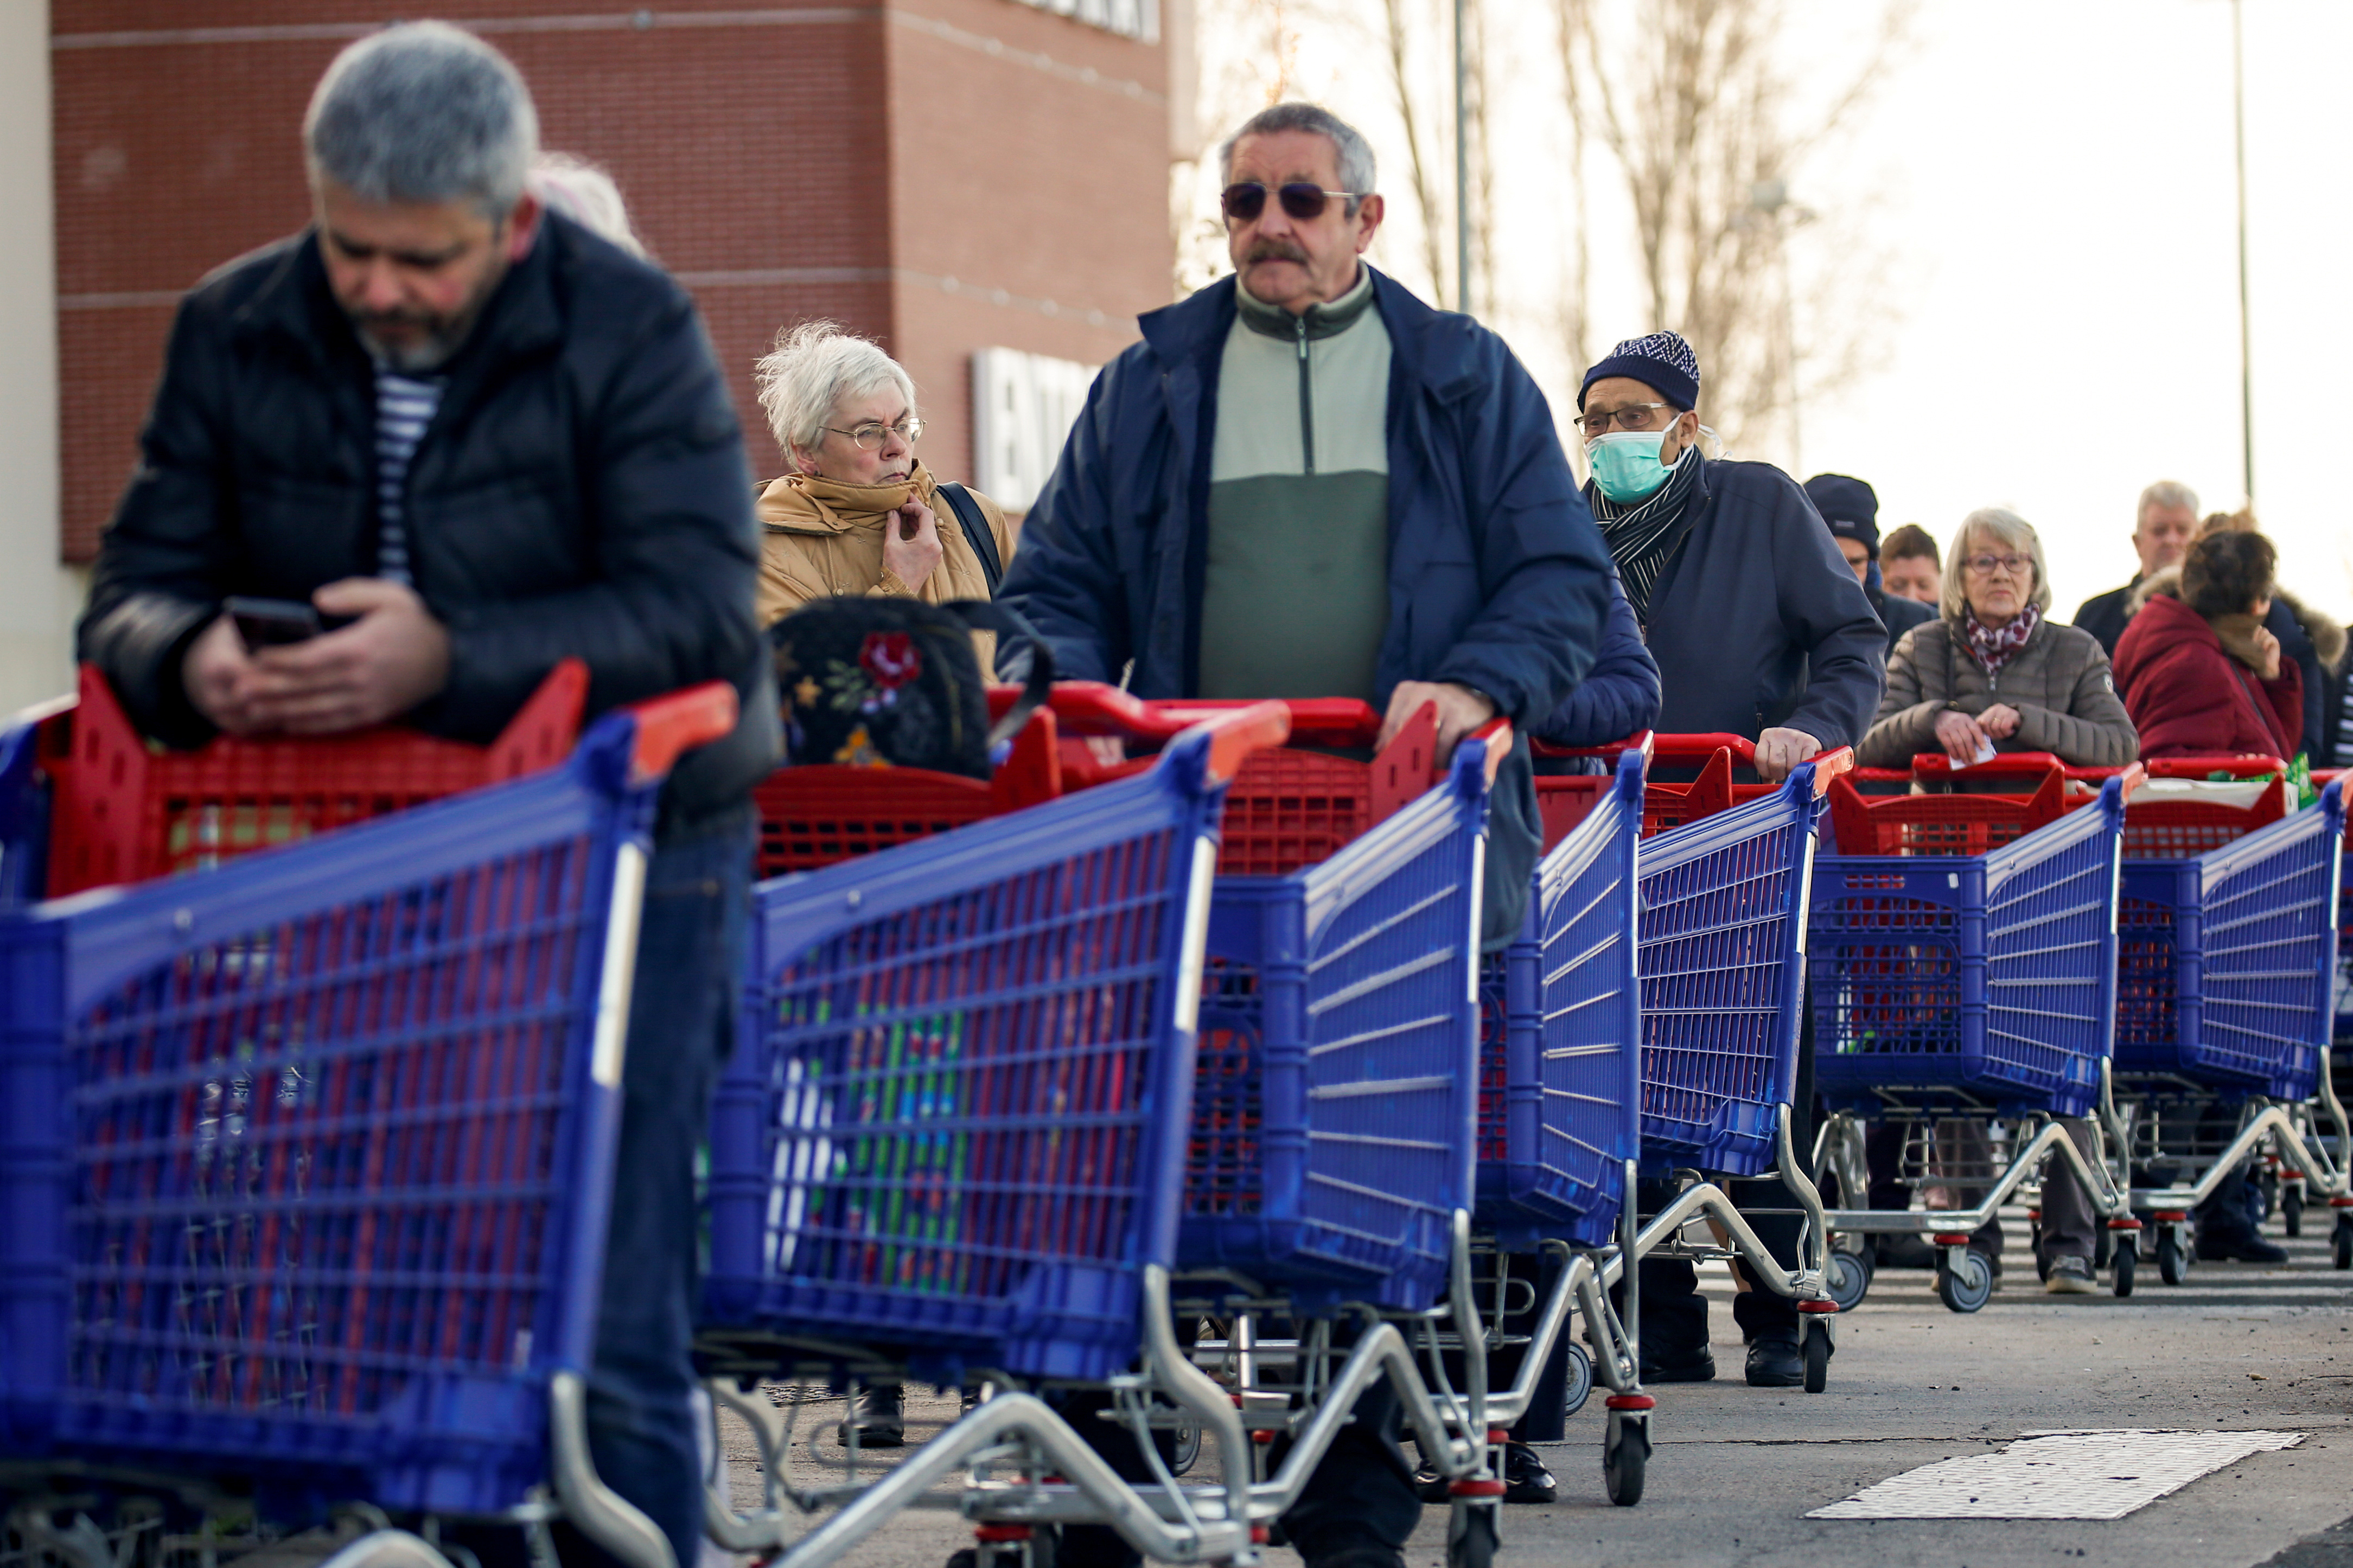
[755,321,918,462]
[1217,103,1376,213]
[2137,479,2199,525]
[304,22,538,217]
[530,153,642,257]
[1942,506,2054,623]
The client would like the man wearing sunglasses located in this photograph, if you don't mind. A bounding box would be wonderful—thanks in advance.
[1004,100,1614,1568]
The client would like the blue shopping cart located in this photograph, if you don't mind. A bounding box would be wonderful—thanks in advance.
[1478,748,1644,1247]
[1178,728,1500,1314]
[1463,748,1650,1504]
[1636,761,1831,1177]
[1582,754,1847,1395]
[697,711,1304,1568]
[1809,774,2137,1310]
[0,680,734,1568]
[2108,778,2347,1284]
[702,720,1254,1383]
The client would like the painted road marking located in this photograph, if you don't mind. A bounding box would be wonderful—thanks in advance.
[1807,1429,2303,1520]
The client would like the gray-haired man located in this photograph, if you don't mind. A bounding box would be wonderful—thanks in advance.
[78,24,774,1567]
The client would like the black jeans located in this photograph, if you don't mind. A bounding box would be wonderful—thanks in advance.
[582,806,757,1568]
[1056,1355,1420,1568]
[1628,1025,1816,1353]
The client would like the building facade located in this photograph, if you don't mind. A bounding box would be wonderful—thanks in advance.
[41,0,1175,594]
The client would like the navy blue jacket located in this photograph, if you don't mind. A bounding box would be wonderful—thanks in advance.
[1005,268,1616,943]
[1621,459,1887,748]
[1533,571,1659,747]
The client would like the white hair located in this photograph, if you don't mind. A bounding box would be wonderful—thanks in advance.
[1217,102,1376,212]
[754,321,917,462]
[529,153,642,257]
[304,22,538,217]
[1942,507,2055,622]
[2137,479,2199,524]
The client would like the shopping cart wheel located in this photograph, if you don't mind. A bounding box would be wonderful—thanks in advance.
[1560,1339,1594,1418]
[1825,1249,1872,1313]
[2282,1184,2304,1238]
[2093,1225,2112,1272]
[1603,1416,1649,1506]
[1170,1413,1201,1476]
[2112,1237,2137,1297]
[1934,1250,1993,1314]
[2332,1218,2352,1272]
[2156,1229,2186,1286]
[1800,1318,1831,1394]
[1446,1500,1500,1568]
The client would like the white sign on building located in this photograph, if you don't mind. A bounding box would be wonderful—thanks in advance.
[971,348,1099,513]
[1007,0,1158,43]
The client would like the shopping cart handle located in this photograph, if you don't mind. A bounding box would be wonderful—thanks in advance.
[1529,729,1655,763]
[1653,731,1757,763]
[1804,746,1854,798]
[619,681,739,785]
[1463,715,1513,787]
[1194,700,1292,785]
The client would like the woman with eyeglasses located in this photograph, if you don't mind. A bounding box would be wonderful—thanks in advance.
[1858,506,2138,769]
[751,319,1015,624]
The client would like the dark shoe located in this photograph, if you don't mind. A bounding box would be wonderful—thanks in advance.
[1638,1345,1716,1383]
[1876,1234,1937,1270]
[1413,1458,1449,1505]
[835,1385,905,1447]
[1744,1330,1803,1388]
[1502,1441,1557,1505]
[2197,1230,2289,1264]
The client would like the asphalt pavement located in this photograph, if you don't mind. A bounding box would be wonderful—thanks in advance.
[715,1206,2353,1568]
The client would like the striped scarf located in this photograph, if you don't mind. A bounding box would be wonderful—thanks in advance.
[1590,446,1704,624]
[1963,601,2040,675]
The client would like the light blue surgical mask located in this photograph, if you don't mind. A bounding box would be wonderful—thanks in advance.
[1584,427,1682,502]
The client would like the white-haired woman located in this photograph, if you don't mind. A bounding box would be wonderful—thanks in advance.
[753,321,1015,625]
[1859,507,2138,769]
[1857,505,2136,1300]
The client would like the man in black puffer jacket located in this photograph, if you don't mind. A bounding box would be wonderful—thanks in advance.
[76,25,775,1568]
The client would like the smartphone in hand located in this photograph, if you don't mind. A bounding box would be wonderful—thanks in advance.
[225,596,324,651]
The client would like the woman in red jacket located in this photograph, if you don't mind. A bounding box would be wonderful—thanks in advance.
[2113,529,2303,759]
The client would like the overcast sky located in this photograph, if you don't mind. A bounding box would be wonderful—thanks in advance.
[1245,0,2351,624]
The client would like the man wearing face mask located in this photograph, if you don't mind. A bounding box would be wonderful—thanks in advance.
[1577,333,1885,781]
[1578,332,1884,1390]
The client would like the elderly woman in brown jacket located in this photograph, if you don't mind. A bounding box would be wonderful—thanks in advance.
[1859,506,2139,769]
[753,320,1016,624]
[1855,505,2138,1297]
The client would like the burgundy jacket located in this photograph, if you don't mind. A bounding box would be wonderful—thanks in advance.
[2113,591,2303,759]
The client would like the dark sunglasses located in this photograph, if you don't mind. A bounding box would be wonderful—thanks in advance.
[1220,181,1363,223]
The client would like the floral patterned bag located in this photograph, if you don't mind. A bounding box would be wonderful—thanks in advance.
[768,596,1051,777]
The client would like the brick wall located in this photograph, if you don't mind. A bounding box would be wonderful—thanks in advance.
[51,0,1169,561]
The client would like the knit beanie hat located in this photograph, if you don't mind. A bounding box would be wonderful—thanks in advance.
[1579,331,1701,412]
[1803,473,1880,557]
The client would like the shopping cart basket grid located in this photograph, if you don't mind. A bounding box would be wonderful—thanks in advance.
[706,726,1244,1382]
[0,709,675,1515]
[1636,765,1822,1173]
[1178,733,1495,1308]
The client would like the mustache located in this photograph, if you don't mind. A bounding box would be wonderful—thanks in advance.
[1244,239,1309,266]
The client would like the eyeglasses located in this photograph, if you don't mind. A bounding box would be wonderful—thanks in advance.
[1576,402,1678,438]
[827,417,923,451]
[1963,553,2032,578]
[1220,182,1364,223]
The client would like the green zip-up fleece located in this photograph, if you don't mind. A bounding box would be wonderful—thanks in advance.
[1197,266,1393,700]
